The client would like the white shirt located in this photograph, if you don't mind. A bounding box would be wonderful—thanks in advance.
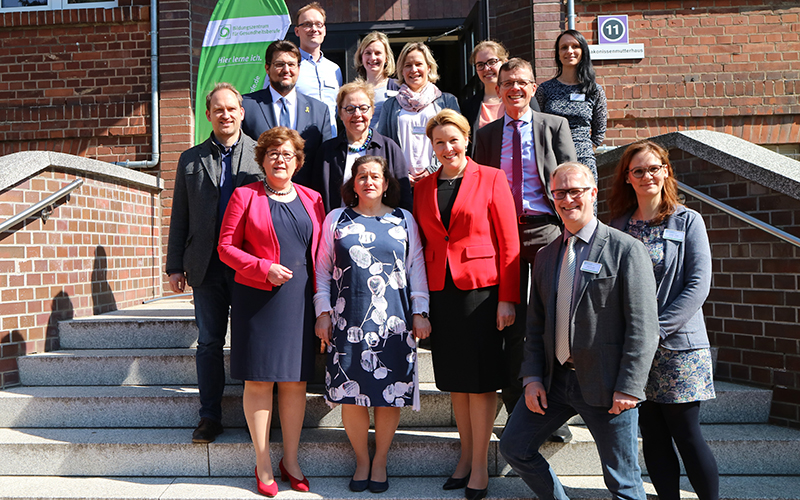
[269,86,297,130]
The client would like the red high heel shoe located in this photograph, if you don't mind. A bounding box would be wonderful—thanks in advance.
[279,458,310,492]
[255,467,278,497]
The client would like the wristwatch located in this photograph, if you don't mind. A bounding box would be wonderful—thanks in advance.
[415,312,429,319]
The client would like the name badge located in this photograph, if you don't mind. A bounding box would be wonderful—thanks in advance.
[570,93,586,102]
[386,90,399,98]
[580,261,602,274]
[663,229,685,242]
[412,126,427,135]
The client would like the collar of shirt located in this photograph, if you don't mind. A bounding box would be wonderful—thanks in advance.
[503,107,533,128]
[269,85,297,106]
[563,217,598,246]
[299,47,323,65]
[210,132,240,156]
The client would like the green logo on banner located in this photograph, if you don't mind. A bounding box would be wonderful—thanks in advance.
[195,0,291,145]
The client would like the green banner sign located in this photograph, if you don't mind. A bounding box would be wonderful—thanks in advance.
[195,0,291,144]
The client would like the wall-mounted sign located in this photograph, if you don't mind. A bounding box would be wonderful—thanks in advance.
[598,15,628,44]
[590,14,644,60]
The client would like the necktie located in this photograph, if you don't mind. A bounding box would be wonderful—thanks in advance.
[279,97,290,128]
[510,120,523,216]
[555,236,576,365]
[218,149,234,223]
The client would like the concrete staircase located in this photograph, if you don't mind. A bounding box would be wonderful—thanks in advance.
[1,299,799,499]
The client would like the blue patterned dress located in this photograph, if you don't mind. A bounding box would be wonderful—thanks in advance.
[324,208,418,409]
[625,218,715,404]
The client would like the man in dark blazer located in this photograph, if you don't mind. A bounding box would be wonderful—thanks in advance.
[166,83,263,443]
[499,162,659,500]
[241,40,331,186]
[473,58,577,432]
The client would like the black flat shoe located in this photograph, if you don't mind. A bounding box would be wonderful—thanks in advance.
[465,486,488,500]
[191,417,223,443]
[349,477,370,492]
[368,478,389,493]
[547,423,573,443]
[443,472,470,490]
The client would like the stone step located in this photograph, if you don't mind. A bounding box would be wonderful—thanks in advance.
[17,348,437,386]
[2,475,798,500]
[0,378,769,431]
[58,301,205,350]
[0,424,798,477]
[0,384,461,429]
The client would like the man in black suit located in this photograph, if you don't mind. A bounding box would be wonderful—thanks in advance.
[166,83,263,443]
[473,58,576,440]
[241,40,332,185]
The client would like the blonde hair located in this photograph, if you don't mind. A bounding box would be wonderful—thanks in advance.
[337,80,375,109]
[354,32,395,80]
[470,40,509,65]
[425,109,470,142]
[551,162,596,187]
[395,42,439,86]
[206,82,242,111]
[296,2,325,22]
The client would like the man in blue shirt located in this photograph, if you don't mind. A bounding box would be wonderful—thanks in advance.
[294,2,342,138]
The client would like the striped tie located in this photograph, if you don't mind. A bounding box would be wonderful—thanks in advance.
[555,236,576,365]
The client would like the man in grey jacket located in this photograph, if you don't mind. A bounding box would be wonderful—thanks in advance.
[499,162,659,500]
[166,83,263,443]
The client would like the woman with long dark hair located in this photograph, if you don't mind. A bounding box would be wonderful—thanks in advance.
[535,29,606,180]
[609,140,719,500]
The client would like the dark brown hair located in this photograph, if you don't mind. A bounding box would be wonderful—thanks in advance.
[608,140,680,224]
[254,127,306,175]
[265,40,301,67]
[341,156,401,208]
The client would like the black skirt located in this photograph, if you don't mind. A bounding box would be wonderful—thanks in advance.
[429,270,506,393]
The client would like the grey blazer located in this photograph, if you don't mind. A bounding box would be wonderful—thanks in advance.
[165,132,263,286]
[376,92,460,147]
[241,88,332,185]
[610,205,712,350]
[473,110,576,214]
[521,221,660,406]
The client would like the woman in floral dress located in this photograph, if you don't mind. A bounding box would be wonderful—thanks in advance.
[314,155,431,493]
[609,140,719,500]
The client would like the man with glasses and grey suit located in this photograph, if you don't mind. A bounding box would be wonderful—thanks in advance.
[473,58,576,441]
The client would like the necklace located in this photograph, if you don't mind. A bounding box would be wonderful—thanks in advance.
[264,180,293,196]
[348,128,373,153]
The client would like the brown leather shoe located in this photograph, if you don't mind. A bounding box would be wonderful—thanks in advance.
[192,417,223,443]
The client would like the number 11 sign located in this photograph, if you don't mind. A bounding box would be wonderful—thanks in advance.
[598,15,628,44]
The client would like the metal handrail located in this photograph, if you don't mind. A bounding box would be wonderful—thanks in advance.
[678,181,800,248]
[0,179,83,233]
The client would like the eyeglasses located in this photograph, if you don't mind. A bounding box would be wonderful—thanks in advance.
[551,187,592,200]
[298,21,324,30]
[267,150,297,162]
[475,58,501,71]
[271,61,298,70]
[342,104,372,115]
[499,79,533,90]
[628,164,666,178]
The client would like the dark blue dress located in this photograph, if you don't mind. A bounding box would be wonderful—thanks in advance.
[324,208,418,408]
[230,195,315,382]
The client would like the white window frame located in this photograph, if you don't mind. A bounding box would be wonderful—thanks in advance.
[1,0,117,12]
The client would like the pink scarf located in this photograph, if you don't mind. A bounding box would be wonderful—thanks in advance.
[395,83,442,113]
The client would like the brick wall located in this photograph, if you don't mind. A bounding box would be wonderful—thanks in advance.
[533,0,800,148]
[598,151,800,429]
[0,1,154,164]
[0,166,161,389]
[283,0,473,23]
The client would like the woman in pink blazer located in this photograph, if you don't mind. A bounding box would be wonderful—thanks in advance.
[218,127,325,497]
[413,109,520,500]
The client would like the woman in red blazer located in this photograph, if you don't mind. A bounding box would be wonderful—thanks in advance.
[218,127,325,497]
[413,109,520,500]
